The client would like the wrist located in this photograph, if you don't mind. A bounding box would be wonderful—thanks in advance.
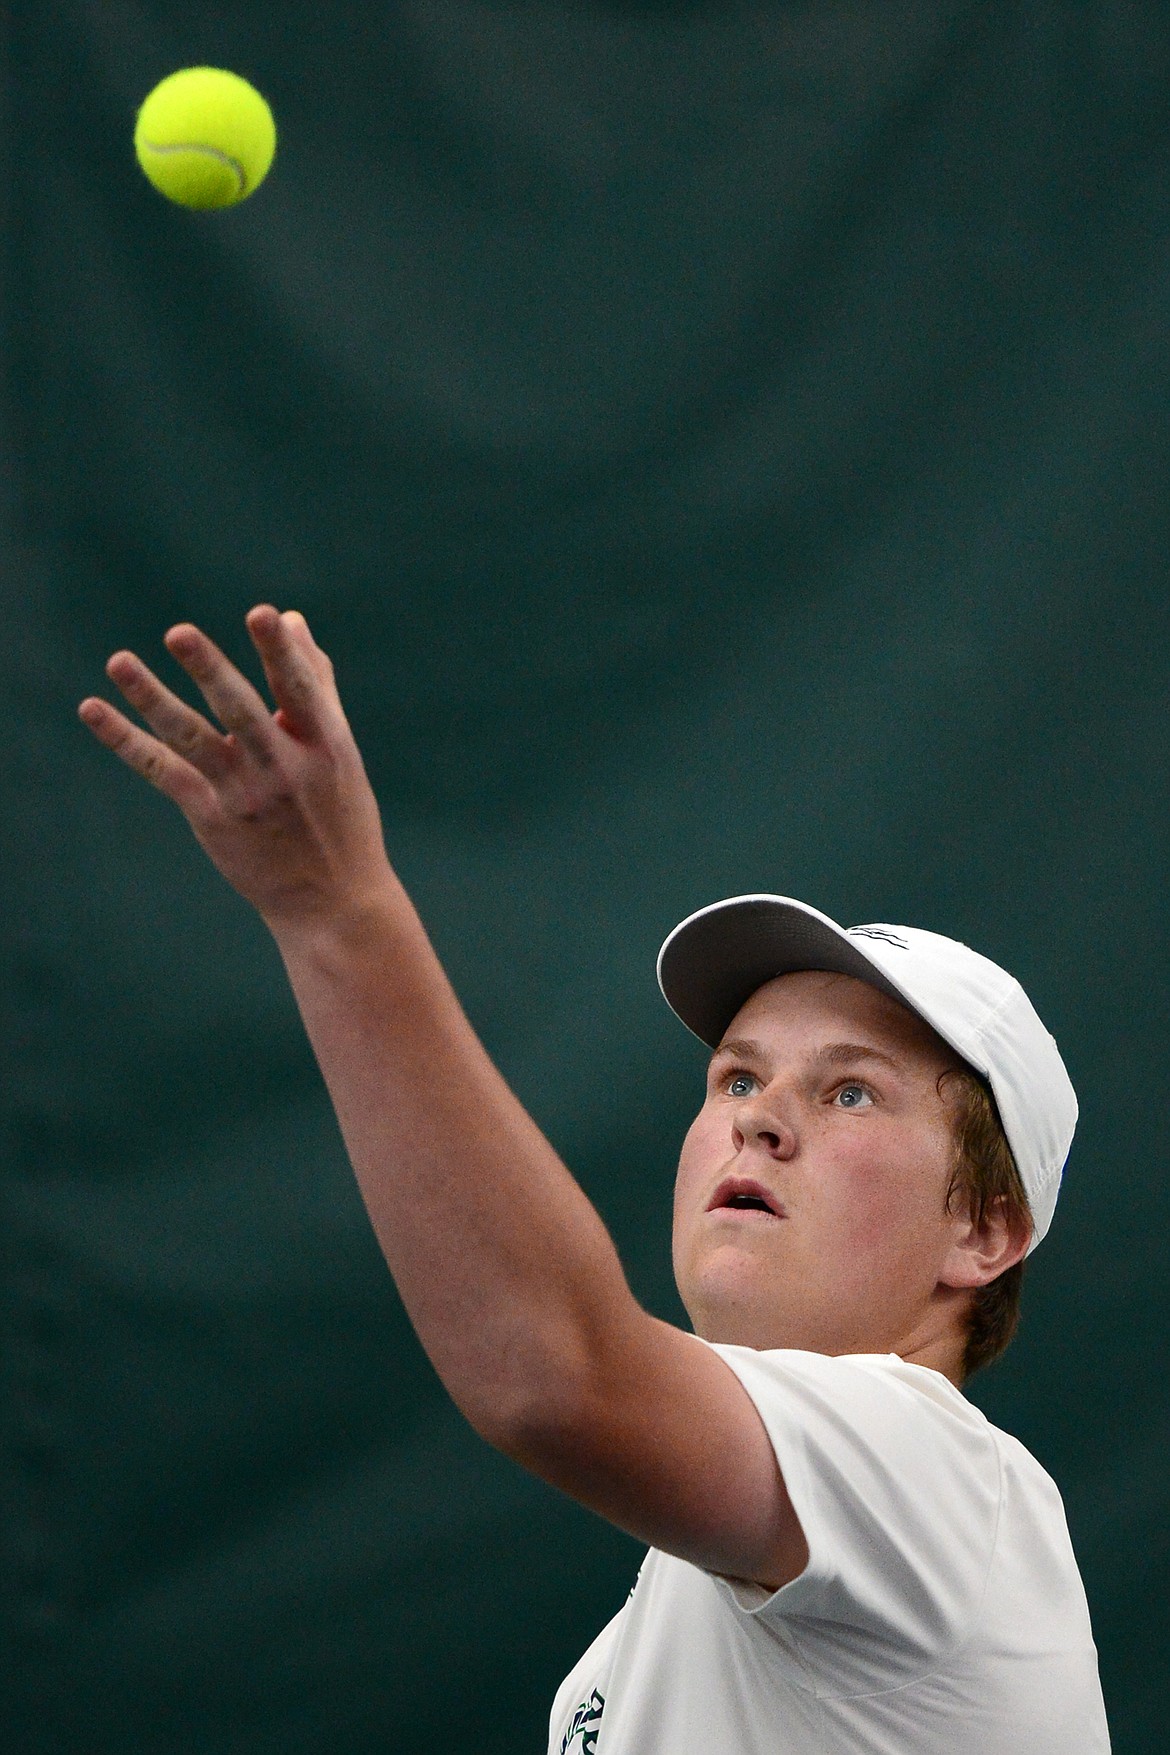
[262,862,410,950]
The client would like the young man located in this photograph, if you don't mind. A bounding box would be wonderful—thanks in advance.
[78,606,1112,1752]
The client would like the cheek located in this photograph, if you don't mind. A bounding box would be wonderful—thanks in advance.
[822,1129,949,1260]
[672,1118,703,1217]
[672,1111,720,1228]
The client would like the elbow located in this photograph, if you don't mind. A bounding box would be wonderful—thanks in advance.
[456,1361,585,1460]
[444,1277,644,1465]
[455,1335,595,1466]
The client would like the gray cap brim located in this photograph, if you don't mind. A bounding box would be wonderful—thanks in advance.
[657,895,924,1048]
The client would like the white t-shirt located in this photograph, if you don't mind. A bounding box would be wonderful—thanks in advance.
[548,1344,1110,1754]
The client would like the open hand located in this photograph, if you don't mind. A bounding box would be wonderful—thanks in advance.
[78,605,394,931]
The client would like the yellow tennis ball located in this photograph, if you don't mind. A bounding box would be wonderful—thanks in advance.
[134,68,276,210]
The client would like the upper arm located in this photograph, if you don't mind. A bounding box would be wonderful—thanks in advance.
[498,1310,810,1591]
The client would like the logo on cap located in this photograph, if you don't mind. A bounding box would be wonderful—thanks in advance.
[847,927,909,949]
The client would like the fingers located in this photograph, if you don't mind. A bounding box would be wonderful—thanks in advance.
[163,616,283,766]
[79,607,337,795]
[100,648,238,781]
[244,605,335,743]
[77,691,220,815]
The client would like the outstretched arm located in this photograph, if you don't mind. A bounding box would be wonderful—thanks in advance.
[78,606,808,1590]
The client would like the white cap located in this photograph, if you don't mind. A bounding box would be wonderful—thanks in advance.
[656,894,1077,1256]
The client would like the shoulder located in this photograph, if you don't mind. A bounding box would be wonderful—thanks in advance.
[705,1340,996,1453]
[704,1343,1003,1557]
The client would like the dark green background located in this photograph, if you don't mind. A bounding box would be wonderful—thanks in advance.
[5,2,1166,1749]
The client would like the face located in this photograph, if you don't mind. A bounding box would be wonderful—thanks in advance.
[673,969,989,1372]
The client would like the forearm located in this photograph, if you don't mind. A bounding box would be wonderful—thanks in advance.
[267,867,639,1443]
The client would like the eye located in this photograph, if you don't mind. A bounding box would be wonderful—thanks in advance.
[835,1081,875,1109]
[723,1070,756,1098]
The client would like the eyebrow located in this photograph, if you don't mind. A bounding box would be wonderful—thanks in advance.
[707,1037,907,1077]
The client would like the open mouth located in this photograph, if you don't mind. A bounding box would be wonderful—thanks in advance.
[708,1178,785,1218]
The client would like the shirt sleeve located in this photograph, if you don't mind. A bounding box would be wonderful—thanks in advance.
[702,1342,1003,1678]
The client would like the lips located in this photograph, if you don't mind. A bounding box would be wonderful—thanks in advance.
[707,1175,786,1218]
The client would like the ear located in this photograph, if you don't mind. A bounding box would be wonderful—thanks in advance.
[939,1193,1032,1292]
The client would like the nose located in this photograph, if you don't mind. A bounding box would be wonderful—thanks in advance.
[731,1086,798,1158]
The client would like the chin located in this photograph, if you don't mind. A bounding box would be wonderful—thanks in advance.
[682,1281,787,1349]
[684,1256,831,1352]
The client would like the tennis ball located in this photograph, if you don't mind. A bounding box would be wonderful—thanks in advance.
[134,68,276,209]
